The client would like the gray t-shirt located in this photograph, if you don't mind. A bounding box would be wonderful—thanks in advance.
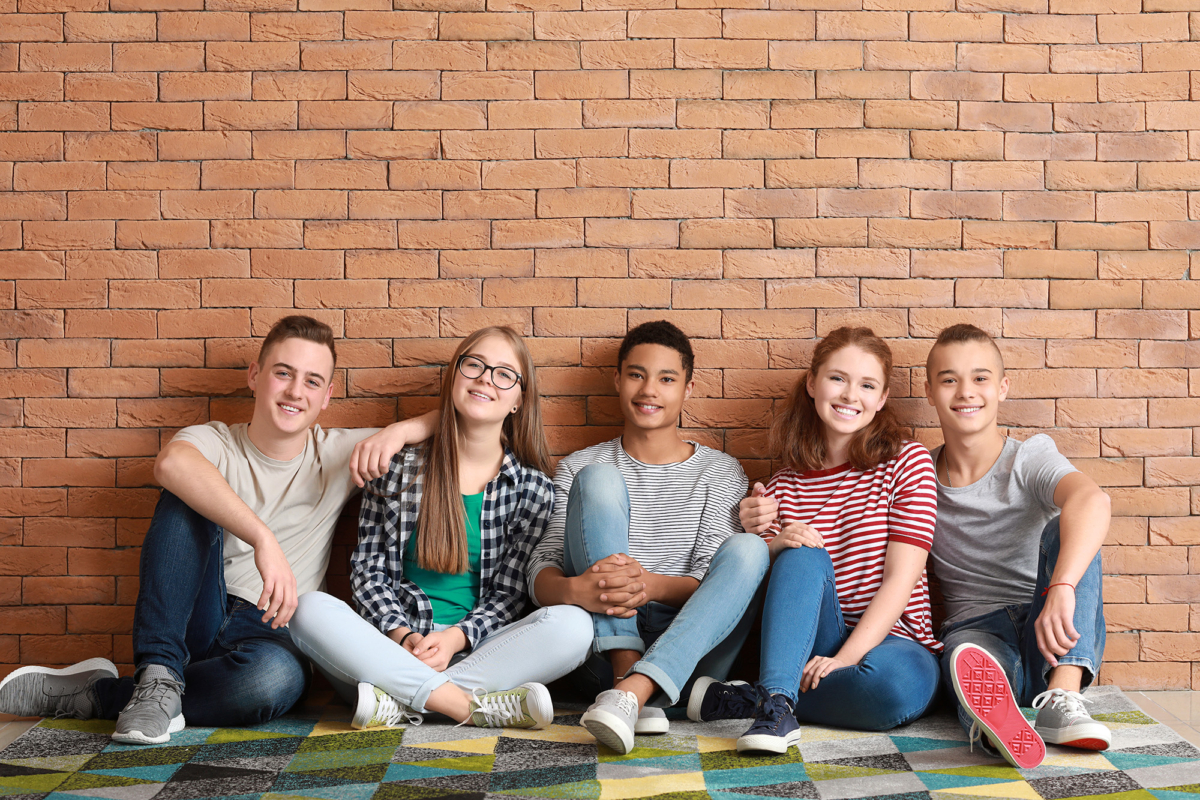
[929,434,1077,628]
[172,421,376,604]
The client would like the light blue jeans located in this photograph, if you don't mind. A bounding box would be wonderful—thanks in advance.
[289,591,594,713]
[562,463,770,705]
[940,517,1106,739]
[760,545,940,731]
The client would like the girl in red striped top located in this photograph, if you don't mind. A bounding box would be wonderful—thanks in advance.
[686,327,941,753]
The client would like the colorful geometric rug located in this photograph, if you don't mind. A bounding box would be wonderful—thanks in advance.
[1,685,1197,800]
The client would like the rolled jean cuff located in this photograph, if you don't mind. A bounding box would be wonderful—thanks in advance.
[411,672,452,713]
[595,634,646,656]
[1041,656,1096,688]
[629,660,679,705]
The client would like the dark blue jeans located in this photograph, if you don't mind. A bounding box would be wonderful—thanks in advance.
[91,490,309,727]
[759,546,941,731]
[940,517,1106,739]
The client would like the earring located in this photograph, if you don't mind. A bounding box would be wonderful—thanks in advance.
[511,407,518,413]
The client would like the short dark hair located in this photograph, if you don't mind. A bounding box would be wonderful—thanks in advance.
[926,323,1004,376]
[258,315,337,370]
[617,320,694,381]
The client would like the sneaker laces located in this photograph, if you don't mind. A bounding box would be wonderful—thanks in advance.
[711,683,756,719]
[123,674,184,717]
[463,687,526,728]
[374,692,423,727]
[1032,688,1090,720]
[753,685,792,731]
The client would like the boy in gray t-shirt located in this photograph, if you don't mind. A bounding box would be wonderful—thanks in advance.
[925,325,1113,769]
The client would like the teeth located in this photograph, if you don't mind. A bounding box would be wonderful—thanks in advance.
[832,405,860,418]
[636,403,661,412]
[469,391,492,401]
[280,404,300,413]
[955,407,981,413]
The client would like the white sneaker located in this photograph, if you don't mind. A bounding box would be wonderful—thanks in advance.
[351,682,423,730]
[581,689,639,755]
[634,705,669,735]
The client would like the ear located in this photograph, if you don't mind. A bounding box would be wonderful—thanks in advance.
[924,378,935,406]
[684,378,695,401]
[805,369,815,398]
[247,360,260,393]
[613,367,622,394]
[876,388,889,412]
[998,373,1010,403]
[320,378,334,411]
[510,393,522,415]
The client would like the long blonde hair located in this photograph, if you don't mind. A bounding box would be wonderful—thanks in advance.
[414,327,551,574]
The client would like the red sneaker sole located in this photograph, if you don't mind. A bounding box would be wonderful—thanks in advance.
[953,646,1045,770]
[1060,737,1109,751]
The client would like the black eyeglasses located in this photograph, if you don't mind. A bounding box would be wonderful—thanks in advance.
[456,355,524,390]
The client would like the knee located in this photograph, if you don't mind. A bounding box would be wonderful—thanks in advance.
[538,604,595,657]
[774,544,833,576]
[229,647,309,725]
[715,533,769,576]
[291,591,344,639]
[573,463,627,505]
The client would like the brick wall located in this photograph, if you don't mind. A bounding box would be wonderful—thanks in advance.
[2,0,1200,691]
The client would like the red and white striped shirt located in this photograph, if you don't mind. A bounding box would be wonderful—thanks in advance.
[762,440,942,653]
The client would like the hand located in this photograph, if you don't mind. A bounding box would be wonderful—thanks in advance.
[769,521,823,555]
[1035,584,1080,667]
[571,554,648,617]
[410,627,467,673]
[350,426,409,488]
[253,535,298,628]
[800,655,850,692]
[739,483,779,534]
[388,627,423,654]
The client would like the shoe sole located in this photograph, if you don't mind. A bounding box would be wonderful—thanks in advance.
[1036,722,1111,751]
[0,657,118,717]
[111,714,185,746]
[581,707,635,755]
[736,728,802,755]
[686,677,751,722]
[351,682,375,730]
[519,683,554,730]
[634,715,669,735]
[950,644,1045,770]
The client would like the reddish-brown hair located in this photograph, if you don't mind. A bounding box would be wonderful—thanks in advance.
[771,327,906,473]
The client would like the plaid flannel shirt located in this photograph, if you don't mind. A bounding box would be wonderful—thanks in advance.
[351,444,556,649]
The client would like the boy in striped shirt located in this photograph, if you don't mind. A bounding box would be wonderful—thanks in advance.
[526,320,769,755]
[927,324,1112,769]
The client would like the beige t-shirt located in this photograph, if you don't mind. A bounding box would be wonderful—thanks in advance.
[172,421,377,604]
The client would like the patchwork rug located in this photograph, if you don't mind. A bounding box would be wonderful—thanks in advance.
[2,686,1198,800]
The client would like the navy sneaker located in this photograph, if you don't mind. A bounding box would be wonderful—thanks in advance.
[687,677,757,722]
[736,688,802,755]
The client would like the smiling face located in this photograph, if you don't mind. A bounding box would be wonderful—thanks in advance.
[451,334,524,429]
[925,340,1009,438]
[248,336,336,437]
[615,343,694,432]
[806,345,890,449]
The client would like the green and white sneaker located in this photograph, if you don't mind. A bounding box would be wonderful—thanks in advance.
[468,683,553,730]
[352,683,424,730]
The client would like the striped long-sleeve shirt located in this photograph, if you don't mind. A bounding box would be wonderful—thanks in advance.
[762,440,942,653]
[527,438,748,596]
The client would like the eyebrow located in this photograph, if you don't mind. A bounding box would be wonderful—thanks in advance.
[273,362,328,384]
[936,367,993,377]
[466,352,519,372]
[625,362,680,376]
[827,367,881,382]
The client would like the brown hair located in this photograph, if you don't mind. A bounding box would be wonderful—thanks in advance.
[771,327,906,473]
[413,327,551,574]
[258,315,337,372]
[926,323,1005,377]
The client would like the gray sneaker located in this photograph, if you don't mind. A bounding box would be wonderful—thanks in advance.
[0,657,115,718]
[581,689,639,755]
[1032,688,1112,751]
[112,665,185,745]
[635,706,669,735]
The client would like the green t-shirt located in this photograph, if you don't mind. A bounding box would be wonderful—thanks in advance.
[403,492,484,625]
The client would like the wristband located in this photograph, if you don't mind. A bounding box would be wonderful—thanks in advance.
[1040,582,1074,597]
[398,630,416,648]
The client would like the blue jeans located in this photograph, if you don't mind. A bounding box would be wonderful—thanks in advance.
[562,463,769,705]
[760,546,940,731]
[940,517,1106,739]
[90,490,309,727]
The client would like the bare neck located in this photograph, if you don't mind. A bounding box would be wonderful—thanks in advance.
[247,416,309,461]
[940,426,1007,488]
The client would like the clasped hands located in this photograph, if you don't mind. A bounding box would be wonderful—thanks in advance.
[739,483,824,555]
[390,625,468,673]
[574,553,650,618]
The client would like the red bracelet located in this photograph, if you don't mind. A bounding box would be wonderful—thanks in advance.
[1040,582,1075,597]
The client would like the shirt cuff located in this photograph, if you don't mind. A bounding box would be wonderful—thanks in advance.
[887,533,932,552]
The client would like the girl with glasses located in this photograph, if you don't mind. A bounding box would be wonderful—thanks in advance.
[289,327,594,730]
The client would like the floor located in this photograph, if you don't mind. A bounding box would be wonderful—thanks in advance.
[1,691,1197,752]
